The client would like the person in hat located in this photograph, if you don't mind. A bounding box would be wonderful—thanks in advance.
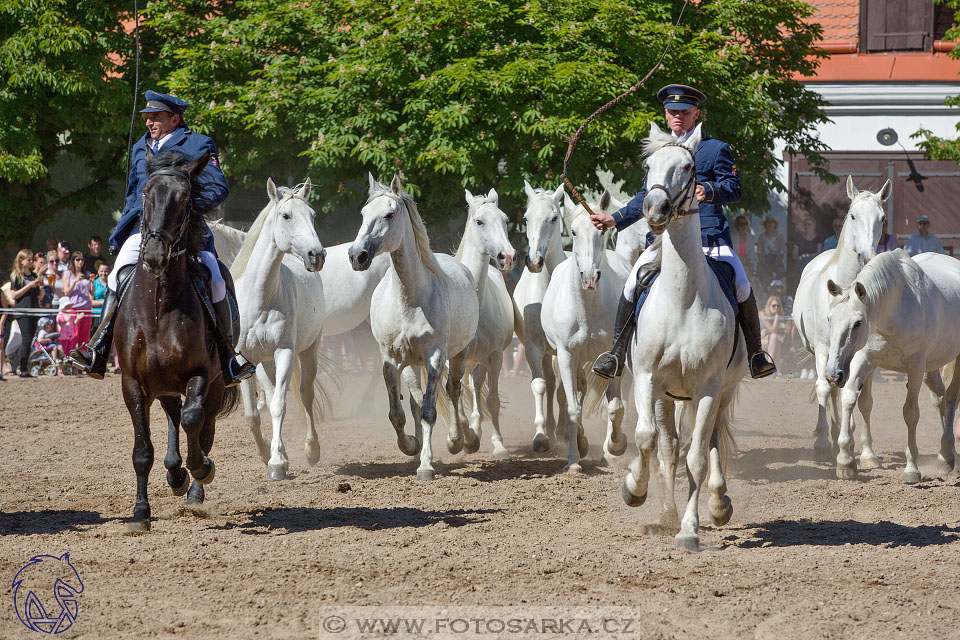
[588,83,776,379]
[68,90,254,386]
[903,215,946,257]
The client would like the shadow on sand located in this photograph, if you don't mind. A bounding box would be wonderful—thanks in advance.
[732,446,862,484]
[727,519,960,548]
[0,510,116,536]
[209,506,501,534]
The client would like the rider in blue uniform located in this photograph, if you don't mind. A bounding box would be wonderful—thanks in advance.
[589,84,776,380]
[69,90,255,385]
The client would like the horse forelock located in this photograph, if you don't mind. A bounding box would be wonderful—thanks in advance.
[641,129,684,158]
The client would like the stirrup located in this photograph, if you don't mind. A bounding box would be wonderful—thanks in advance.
[224,356,256,388]
[66,346,94,371]
[749,350,777,379]
[591,351,621,380]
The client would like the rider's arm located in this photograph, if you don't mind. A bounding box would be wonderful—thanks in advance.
[611,183,648,231]
[192,137,229,214]
[699,142,741,205]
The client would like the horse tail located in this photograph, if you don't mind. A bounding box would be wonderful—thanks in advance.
[581,365,610,419]
[460,366,492,420]
[289,349,337,430]
[432,364,453,425]
[715,384,739,472]
[218,381,241,418]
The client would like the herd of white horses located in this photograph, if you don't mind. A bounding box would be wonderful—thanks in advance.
[208,124,960,550]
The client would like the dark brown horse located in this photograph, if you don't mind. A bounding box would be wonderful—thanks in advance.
[116,149,239,531]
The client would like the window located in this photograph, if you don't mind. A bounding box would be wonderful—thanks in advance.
[860,0,933,52]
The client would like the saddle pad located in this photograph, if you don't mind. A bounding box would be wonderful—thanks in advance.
[634,256,738,320]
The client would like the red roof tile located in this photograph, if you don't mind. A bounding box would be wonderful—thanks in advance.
[810,0,860,44]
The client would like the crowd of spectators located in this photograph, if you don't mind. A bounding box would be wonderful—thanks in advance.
[1,236,112,379]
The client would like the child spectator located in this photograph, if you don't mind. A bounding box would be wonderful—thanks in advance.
[57,298,78,357]
[36,317,64,363]
[92,263,110,331]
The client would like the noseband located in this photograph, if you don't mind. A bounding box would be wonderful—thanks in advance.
[646,143,698,221]
[139,169,193,269]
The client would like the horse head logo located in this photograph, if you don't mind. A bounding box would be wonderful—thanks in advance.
[12,553,84,634]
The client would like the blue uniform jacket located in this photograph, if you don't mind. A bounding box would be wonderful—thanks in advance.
[611,134,741,249]
[110,125,228,252]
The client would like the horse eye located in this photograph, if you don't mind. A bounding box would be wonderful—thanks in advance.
[853,320,862,329]
[684,163,693,172]
[281,213,291,221]
[476,219,484,226]
[571,230,577,237]
[549,216,558,223]
[850,215,856,221]
[385,212,394,219]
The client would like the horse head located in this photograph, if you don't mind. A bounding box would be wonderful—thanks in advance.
[349,173,408,271]
[642,122,702,234]
[522,180,564,273]
[265,177,325,272]
[824,277,869,388]
[842,175,891,267]
[140,150,209,276]
[564,190,611,290]
[464,187,516,271]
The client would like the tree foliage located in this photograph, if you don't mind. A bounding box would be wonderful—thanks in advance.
[145,0,829,222]
[914,0,960,162]
[0,0,131,250]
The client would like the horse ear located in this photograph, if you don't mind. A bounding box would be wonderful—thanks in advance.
[390,172,403,196]
[266,177,279,202]
[368,172,378,195]
[487,187,498,205]
[563,192,577,217]
[296,177,312,200]
[684,123,703,151]
[599,190,611,211]
[524,180,536,200]
[826,279,842,297]
[878,179,892,203]
[180,151,210,178]
[649,121,663,137]
[464,188,475,206]
[855,282,867,301]
[552,183,565,206]
[846,175,858,200]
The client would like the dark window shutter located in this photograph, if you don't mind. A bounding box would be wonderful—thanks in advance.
[862,0,933,52]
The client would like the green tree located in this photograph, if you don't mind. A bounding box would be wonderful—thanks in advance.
[914,0,960,161]
[146,0,829,224]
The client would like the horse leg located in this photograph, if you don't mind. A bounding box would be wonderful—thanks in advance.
[835,353,869,479]
[187,383,222,505]
[446,353,471,454]
[299,340,322,466]
[121,377,153,530]
[857,367,881,469]
[416,350,446,480]
[654,399,680,533]
[902,368,925,484]
[528,342,551,452]
[159,396,190,497]
[556,350,585,473]
[550,358,569,444]
[401,366,424,451]
[707,387,736,527]
[485,354,510,460]
[943,357,960,470]
[383,361,419,456]
[602,375,628,464]
[676,390,721,551]
[265,349,294,480]
[181,375,215,485]
[462,363,483,454]
[922,368,955,475]
[622,376,657,507]
[813,349,835,462]
[241,375,269,464]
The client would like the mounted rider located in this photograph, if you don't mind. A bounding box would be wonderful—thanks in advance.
[589,84,776,380]
[69,90,255,386]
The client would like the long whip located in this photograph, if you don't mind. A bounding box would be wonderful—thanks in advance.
[560,0,690,216]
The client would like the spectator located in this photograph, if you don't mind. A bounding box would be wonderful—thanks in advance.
[877,220,899,253]
[56,241,71,276]
[756,215,786,294]
[767,279,794,316]
[84,235,107,272]
[0,279,11,380]
[46,238,59,252]
[822,216,843,251]
[793,217,822,284]
[44,250,62,303]
[731,214,758,282]
[92,263,110,331]
[57,298,78,358]
[760,296,793,377]
[62,252,94,350]
[35,316,64,364]
[8,249,48,377]
[903,215,946,256]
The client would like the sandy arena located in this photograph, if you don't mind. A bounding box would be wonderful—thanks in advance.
[1,369,958,639]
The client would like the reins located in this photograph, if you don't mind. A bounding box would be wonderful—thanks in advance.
[646,142,698,221]
[560,0,690,215]
[139,169,194,269]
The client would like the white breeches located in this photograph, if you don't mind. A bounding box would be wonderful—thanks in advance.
[109,232,226,302]
[624,243,751,303]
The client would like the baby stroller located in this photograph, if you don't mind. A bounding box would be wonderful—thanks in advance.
[27,317,73,377]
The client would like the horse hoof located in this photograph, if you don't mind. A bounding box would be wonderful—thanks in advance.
[398,435,421,457]
[836,464,857,480]
[859,455,882,470]
[416,469,435,481]
[563,462,583,474]
[267,464,287,481]
[304,440,322,466]
[446,436,464,455]
[185,482,205,504]
[902,470,921,484]
[937,458,955,475]
[127,519,151,532]
[606,435,628,457]
[167,469,190,497]
[463,434,481,455]
[675,533,701,552]
[621,480,646,507]
[492,448,510,461]
[709,495,733,526]
[577,434,589,458]
[196,459,216,485]
[532,433,551,453]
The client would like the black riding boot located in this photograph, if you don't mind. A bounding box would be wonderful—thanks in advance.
[213,297,255,388]
[592,293,637,379]
[739,290,777,379]
[68,288,118,379]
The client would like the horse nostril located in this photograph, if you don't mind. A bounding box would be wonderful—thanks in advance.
[357,250,368,265]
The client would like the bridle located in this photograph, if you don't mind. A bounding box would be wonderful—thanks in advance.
[139,169,193,268]
[645,142,698,222]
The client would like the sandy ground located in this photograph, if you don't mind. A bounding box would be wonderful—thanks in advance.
[1,368,959,639]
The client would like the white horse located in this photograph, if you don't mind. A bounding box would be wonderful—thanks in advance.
[825,249,960,483]
[792,176,889,465]
[541,191,631,472]
[512,181,570,452]
[231,179,328,480]
[454,188,518,460]
[620,123,747,551]
[614,214,649,265]
[210,219,246,265]
[348,174,479,480]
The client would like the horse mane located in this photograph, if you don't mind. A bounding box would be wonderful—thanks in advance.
[229,193,276,278]
[402,192,444,276]
[641,129,683,158]
[454,194,497,261]
[145,149,207,256]
[853,249,923,314]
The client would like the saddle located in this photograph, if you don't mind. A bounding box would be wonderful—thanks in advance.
[187,258,241,347]
[633,256,739,321]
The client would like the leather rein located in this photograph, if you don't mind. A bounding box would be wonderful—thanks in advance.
[646,142,699,223]
[139,168,193,269]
